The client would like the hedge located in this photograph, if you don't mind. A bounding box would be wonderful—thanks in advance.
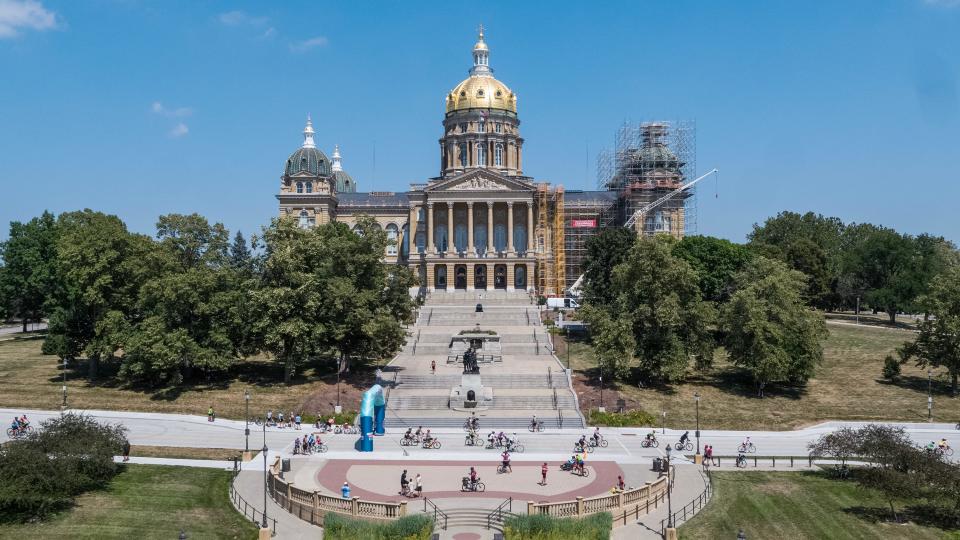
[503,513,613,540]
[589,409,657,427]
[323,513,433,540]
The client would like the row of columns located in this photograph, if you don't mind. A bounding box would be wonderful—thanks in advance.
[416,201,534,256]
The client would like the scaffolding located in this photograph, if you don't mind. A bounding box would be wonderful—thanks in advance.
[536,183,553,296]
[596,120,697,238]
[552,186,565,294]
[561,190,618,292]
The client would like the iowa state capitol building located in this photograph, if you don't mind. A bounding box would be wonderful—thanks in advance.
[276,28,693,295]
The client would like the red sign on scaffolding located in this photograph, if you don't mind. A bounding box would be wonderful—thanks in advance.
[569,219,597,228]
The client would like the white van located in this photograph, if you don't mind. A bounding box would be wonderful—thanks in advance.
[546,297,580,310]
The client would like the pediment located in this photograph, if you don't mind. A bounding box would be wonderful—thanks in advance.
[426,170,533,193]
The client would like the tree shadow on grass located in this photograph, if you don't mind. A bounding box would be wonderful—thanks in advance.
[879,375,957,397]
[700,367,808,401]
[844,504,960,531]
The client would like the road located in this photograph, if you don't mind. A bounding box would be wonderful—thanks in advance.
[3,408,957,465]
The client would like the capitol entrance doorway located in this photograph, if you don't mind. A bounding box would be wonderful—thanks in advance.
[435,265,447,290]
[474,264,487,290]
[454,265,467,290]
[494,264,507,290]
[515,264,527,290]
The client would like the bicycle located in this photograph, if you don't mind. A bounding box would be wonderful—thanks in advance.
[311,443,329,454]
[5,426,33,439]
[400,436,417,447]
[464,434,481,447]
[528,421,544,432]
[422,439,442,449]
[641,438,659,448]
[463,420,479,432]
[506,442,524,453]
[588,436,609,449]
[574,444,594,454]
[334,425,358,435]
[736,456,748,468]
[497,464,512,474]
[738,442,757,453]
[936,446,954,457]
[674,441,693,452]
[576,466,590,478]
[461,477,485,492]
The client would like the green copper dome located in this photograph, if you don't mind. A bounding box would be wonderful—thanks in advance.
[334,170,355,193]
[285,147,332,177]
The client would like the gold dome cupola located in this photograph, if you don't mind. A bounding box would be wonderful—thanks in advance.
[445,25,517,114]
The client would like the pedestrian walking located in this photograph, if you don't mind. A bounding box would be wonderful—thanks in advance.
[341,482,351,499]
[415,473,423,497]
[376,368,383,385]
[431,360,436,375]
[400,469,409,496]
[540,462,548,485]
[122,440,131,462]
[207,406,215,422]
[295,413,302,430]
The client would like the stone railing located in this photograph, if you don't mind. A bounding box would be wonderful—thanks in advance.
[527,475,669,527]
[268,457,407,526]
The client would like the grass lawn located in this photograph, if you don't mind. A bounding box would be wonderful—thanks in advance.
[680,471,960,540]
[0,464,256,540]
[0,335,375,421]
[559,322,960,430]
[130,445,244,461]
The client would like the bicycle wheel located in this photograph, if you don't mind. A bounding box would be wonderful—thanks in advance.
[5,428,14,438]
[513,444,524,453]
[433,441,442,449]
[600,439,608,448]
[946,447,955,457]
[319,444,328,453]
[582,468,590,477]
[685,442,693,451]
[476,482,485,492]
[749,444,757,453]
[585,445,594,454]
[653,440,660,448]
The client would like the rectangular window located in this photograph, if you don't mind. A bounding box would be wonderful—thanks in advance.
[459,123,467,133]
[478,121,486,133]
[495,122,502,133]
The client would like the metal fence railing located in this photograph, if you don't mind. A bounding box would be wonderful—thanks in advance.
[229,468,277,536]
[659,469,713,535]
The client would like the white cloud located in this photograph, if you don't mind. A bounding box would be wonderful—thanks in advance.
[0,0,58,38]
[289,36,328,53]
[169,122,189,138]
[218,10,268,27]
[151,101,192,118]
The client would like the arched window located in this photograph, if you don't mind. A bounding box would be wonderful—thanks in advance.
[495,144,503,167]
[386,224,399,256]
[477,144,487,166]
[298,210,309,228]
[305,182,313,193]
[296,182,304,193]
[459,143,467,167]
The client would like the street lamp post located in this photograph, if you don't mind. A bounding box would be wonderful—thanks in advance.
[928,369,933,422]
[661,410,666,435]
[61,358,68,410]
[694,392,701,456]
[599,369,603,411]
[244,390,251,453]
[666,445,673,528]
[261,421,268,530]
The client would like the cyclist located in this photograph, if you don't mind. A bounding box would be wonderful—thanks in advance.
[736,452,747,468]
[741,436,751,448]
[926,441,937,453]
[404,427,413,442]
[938,438,949,450]
[266,410,274,426]
[531,414,539,430]
[575,453,585,475]
[468,412,479,430]
[645,431,657,444]
[423,429,434,446]
[577,434,587,451]
[414,426,423,441]
[497,431,507,447]
[501,450,512,473]
[593,426,601,444]
[469,466,479,489]
[487,431,497,447]
[9,417,19,435]
[679,431,689,446]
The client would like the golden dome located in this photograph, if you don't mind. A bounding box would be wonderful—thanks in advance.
[446,75,517,114]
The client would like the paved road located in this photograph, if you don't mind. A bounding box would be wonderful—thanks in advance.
[3,408,957,465]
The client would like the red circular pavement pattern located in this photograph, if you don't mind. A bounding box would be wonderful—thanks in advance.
[315,460,625,502]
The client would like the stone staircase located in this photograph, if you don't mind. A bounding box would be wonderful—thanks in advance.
[384,414,583,430]
[386,394,577,410]
[395,374,567,390]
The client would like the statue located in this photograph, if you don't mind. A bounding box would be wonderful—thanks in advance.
[462,347,479,374]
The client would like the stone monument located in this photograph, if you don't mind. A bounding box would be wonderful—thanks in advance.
[449,344,493,410]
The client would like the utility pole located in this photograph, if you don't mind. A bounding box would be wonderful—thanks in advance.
[928,369,933,422]
[61,358,67,411]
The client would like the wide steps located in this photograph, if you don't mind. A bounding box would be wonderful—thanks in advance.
[384,415,584,430]
[396,374,567,389]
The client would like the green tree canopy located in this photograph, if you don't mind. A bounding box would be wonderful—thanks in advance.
[0,211,59,332]
[580,227,635,306]
[672,235,753,303]
[900,264,960,395]
[585,235,715,383]
[722,256,827,396]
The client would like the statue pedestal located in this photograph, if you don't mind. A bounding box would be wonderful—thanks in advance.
[450,373,493,411]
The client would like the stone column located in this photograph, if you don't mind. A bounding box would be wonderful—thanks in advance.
[507,263,516,292]
[467,202,475,257]
[427,203,435,254]
[527,203,534,253]
[487,202,495,254]
[409,205,418,254]
[446,202,455,255]
[466,264,475,291]
[426,263,435,291]
[507,201,515,255]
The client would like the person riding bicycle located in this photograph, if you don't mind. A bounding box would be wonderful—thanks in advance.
[403,428,413,442]
[593,427,601,444]
[9,417,19,434]
[487,431,497,447]
[468,412,479,430]
[926,441,937,453]
[679,431,689,445]
[469,466,479,488]
[939,438,949,450]
[736,452,747,467]
[497,431,507,447]
[423,429,433,445]
[741,436,751,448]
[414,426,423,440]
[531,414,539,429]
[646,431,657,443]
[501,450,512,473]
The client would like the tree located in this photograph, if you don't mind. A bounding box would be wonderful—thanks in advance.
[0,211,59,332]
[748,211,845,309]
[229,230,253,273]
[900,265,960,395]
[581,227,635,307]
[722,256,827,396]
[118,214,239,385]
[585,235,715,383]
[0,413,127,521]
[580,306,635,380]
[672,235,752,303]
[850,226,920,324]
[43,210,161,379]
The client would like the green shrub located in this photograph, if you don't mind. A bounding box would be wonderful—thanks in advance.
[589,409,657,427]
[324,513,433,540]
[0,413,128,522]
[504,512,613,540]
[300,410,358,426]
[882,355,901,380]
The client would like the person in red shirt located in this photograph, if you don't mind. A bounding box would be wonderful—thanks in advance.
[540,462,548,486]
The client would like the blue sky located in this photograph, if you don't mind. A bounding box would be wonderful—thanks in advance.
[1,0,958,243]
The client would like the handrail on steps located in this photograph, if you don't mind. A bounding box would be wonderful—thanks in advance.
[423,497,448,530]
[486,497,513,530]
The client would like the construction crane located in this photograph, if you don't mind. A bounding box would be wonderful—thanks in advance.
[623,168,719,231]
[567,168,719,298]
